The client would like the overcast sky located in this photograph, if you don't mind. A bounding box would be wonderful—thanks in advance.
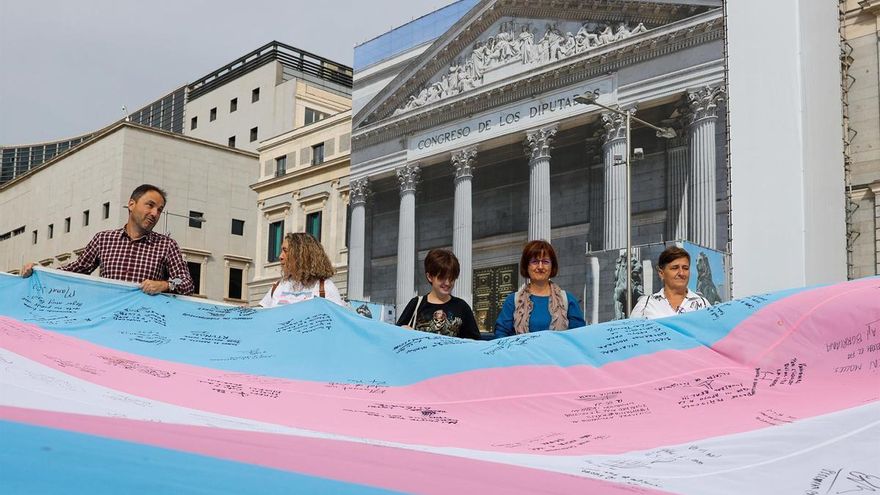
[0,0,459,144]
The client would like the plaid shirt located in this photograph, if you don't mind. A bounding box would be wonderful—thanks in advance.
[62,228,194,295]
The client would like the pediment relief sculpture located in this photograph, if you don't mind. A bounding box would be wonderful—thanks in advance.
[393,18,649,116]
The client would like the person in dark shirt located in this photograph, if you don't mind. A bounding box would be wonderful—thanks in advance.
[396,249,480,339]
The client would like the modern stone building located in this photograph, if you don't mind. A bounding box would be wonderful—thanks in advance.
[0,122,258,303]
[349,0,729,326]
[1,42,353,184]
[841,0,880,278]
[249,108,353,305]
[1,41,354,304]
[184,42,353,154]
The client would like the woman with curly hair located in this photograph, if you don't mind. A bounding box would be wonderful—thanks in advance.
[494,239,585,337]
[259,232,346,308]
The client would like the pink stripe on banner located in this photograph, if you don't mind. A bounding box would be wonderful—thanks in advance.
[1,277,878,456]
[0,406,673,495]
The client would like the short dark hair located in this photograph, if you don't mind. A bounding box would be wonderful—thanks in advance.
[424,249,460,281]
[130,184,167,204]
[658,246,691,269]
[519,240,558,278]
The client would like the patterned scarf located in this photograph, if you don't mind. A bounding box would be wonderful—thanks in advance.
[512,281,569,334]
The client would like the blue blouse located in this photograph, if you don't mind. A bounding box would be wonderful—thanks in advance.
[494,291,586,338]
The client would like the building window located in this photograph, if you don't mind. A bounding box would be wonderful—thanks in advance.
[102,202,110,219]
[275,155,286,177]
[304,107,330,125]
[228,267,244,300]
[83,210,90,227]
[209,107,217,121]
[228,136,236,148]
[268,220,284,262]
[48,224,54,239]
[187,261,202,296]
[251,87,260,103]
[250,127,258,142]
[32,230,38,244]
[311,143,324,165]
[231,219,244,236]
[345,206,351,248]
[230,98,238,112]
[306,211,322,242]
[188,211,204,228]
[190,116,198,130]
[64,217,71,233]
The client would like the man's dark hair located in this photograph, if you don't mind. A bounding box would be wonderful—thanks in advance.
[130,184,167,203]
[657,246,691,269]
[424,249,460,281]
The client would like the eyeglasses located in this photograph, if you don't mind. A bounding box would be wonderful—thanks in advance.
[529,258,552,266]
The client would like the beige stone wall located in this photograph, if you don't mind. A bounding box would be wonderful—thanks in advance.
[0,123,259,303]
[844,0,880,277]
[184,62,292,153]
[0,131,126,272]
[294,81,350,129]
[849,187,877,277]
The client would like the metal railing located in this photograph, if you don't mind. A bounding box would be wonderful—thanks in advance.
[187,41,353,101]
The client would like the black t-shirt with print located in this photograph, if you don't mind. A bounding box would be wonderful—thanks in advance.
[396,295,481,340]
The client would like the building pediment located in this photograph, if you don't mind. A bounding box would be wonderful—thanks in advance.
[354,0,721,132]
[394,18,650,117]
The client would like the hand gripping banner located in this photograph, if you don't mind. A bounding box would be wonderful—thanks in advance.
[0,269,878,494]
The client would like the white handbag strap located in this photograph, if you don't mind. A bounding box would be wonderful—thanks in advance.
[408,296,423,328]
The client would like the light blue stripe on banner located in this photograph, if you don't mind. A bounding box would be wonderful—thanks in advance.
[0,270,800,386]
[0,419,405,495]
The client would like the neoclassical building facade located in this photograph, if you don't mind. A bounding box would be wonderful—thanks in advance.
[842,0,880,279]
[349,0,727,327]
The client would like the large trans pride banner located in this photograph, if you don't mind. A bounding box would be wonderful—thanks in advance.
[1,268,878,494]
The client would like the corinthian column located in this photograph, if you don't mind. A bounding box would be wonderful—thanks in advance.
[687,86,724,249]
[451,147,476,306]
[396,163,420,310]
[524,125,557,241]
[602,111,629,250]
[347,177,369,301]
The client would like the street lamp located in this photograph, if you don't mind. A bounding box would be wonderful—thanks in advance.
[575,90,676,317]
[162,211,206,236]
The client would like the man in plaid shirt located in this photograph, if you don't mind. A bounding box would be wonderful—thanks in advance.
[22,184,194,295]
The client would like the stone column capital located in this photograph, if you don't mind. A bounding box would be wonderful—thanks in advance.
[687,86,724,125]
[350,177,370,206]
[524,125,558,161]
[451,147,477,181]
[601,110,633,145]
[396,163,421,195]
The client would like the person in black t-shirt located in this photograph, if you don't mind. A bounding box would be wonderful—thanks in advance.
[396,249,480,340]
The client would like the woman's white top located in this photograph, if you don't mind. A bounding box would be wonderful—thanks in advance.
[259,278,346,308]
[630,288,711,319]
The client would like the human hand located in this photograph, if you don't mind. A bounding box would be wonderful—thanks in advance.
[140,279,169,295]
[20,263,35,277]
[400,325,413,330]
